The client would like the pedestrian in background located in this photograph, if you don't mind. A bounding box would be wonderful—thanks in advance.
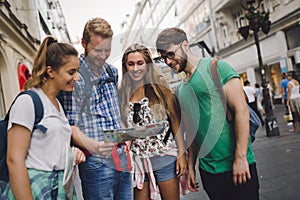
[281,72,290,114]
[61,18,133,199]
[244,80,264,126]
[156,27,259,200]
[287,71,300,132]
[6,36,86,199]
[267,81,275,109]
[118,43,187,200]
[255,83,265,116]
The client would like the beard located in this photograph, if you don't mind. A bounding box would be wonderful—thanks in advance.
[177,53,187,73]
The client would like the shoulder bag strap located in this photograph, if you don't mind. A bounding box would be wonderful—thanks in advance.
[105,65,117,86]
[209,58,233,121]
[6,90,47,132]
[22,90,47,133]
[163,94,180,144]
[79,66,92,113]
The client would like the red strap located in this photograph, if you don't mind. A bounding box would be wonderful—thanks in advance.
[124,143,132,171]
[112,144,122,171]
[79,143,132,172]
[112,142,132,172]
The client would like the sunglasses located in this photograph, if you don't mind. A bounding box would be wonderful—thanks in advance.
[133,103,141,124]
[160,42,182,62]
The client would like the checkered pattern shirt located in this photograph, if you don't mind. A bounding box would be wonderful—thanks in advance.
[64,54,122,141]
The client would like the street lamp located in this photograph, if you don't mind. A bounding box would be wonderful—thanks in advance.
[238,0,280,137]
[190,41,215,57]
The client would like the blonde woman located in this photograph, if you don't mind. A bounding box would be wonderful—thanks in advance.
[119,43,187,200]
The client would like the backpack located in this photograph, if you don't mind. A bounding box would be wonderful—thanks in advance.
[209,58,260,143]
[57,64,117,113]
[0,90,46,183]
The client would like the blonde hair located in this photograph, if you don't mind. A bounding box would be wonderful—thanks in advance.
[118,43,173,123]
[82,17,113,44]
[24,36,78,89]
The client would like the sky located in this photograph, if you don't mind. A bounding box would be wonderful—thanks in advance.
[60,0,137,43]
[59,0,138,68]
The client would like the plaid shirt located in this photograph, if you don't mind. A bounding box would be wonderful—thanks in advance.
[64,54,122,141]
[6,169,75,199]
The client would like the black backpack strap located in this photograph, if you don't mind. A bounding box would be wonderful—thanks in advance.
[105,65,117,86]
[0,90,46,183]
[78,66,92,113]
[21,90,47,133]
[79,64,117,113]
[163,94,180,144]
[163,116,172,144]
[96,65,117,91]
[3,90,46,133]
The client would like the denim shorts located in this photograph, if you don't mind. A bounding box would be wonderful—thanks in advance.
[144,155,177,182]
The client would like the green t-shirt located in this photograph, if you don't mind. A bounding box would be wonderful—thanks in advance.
[176,57,255,174]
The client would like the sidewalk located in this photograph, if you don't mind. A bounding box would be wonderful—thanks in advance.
[253,104,300,200]
[181,104,300,200]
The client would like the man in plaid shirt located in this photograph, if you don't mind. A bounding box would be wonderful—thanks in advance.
[63,17,133,200]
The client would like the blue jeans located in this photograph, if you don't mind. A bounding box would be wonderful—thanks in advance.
[79,154,133,200]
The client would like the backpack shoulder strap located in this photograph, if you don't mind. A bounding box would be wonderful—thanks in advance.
[21,90,47,133]
[78,64,117,113]
[163,93,180,144]
[209,58,233,121]
[78,66,92,113]
[79,66,92,93]
[0,90,46,183]
[105,65,117,86]
[210,58,222,96]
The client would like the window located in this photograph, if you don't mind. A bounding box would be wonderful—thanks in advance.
[234,9,246,29]
[222,25,229,39]
[283,0,293,5]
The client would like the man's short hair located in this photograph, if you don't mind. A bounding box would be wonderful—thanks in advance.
[244,80,250,86]
[287,71,296,78]
[156,27,187,54]
[282,72,287,78]
[82,17,113,44]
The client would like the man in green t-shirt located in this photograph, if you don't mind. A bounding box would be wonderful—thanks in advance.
[156,27,259,200]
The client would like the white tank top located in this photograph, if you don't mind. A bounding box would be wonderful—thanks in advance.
[289,81,300,99]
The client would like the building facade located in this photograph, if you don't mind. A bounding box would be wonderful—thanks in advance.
[121,0,300,97]
[0,0,70,117]
[213,0,299,100]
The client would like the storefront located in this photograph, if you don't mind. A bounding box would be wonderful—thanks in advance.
[223,30,292,102]
[285,23,300,78]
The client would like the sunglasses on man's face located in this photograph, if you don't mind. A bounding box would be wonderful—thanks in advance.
[160,42,182,62]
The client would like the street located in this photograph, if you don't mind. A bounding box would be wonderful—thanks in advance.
[253,104,300,200]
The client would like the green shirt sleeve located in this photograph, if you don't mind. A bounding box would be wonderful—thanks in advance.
[217,59,240,85]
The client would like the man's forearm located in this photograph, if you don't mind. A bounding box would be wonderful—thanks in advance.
[233,110,249,158]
